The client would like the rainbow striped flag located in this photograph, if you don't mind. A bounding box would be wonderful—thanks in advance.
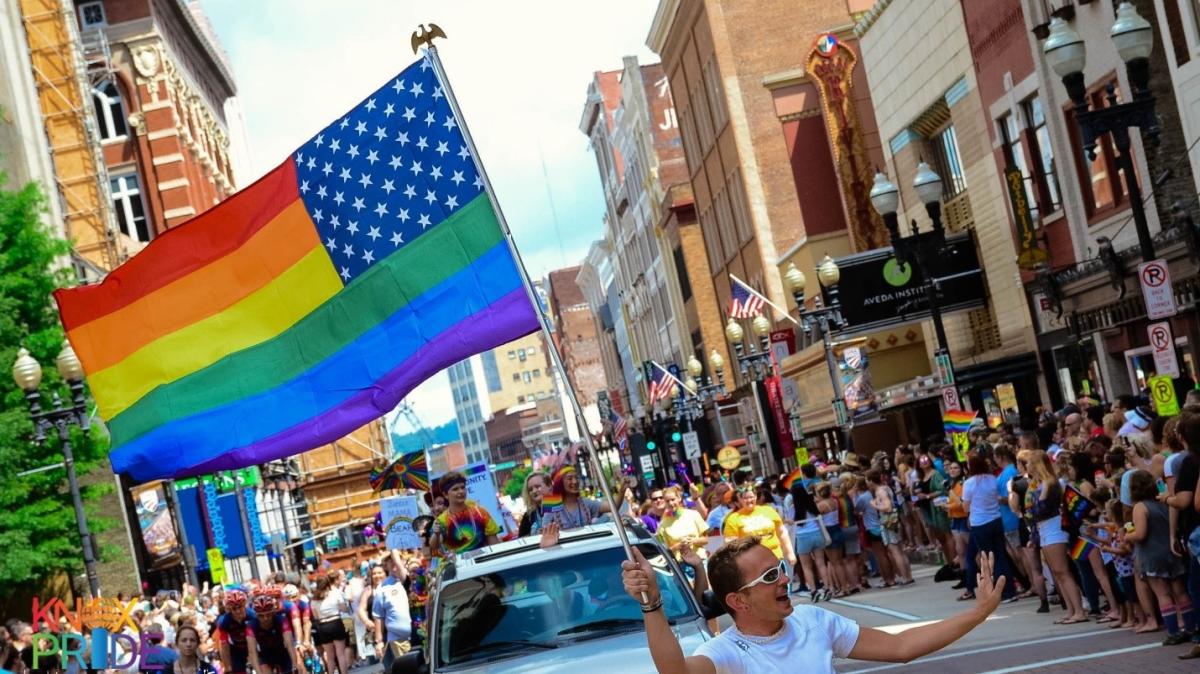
[782,467,802,490]
[55,54,538,481]
[540,492,564,513]
[943,409,977,435]
[1069,536,1099,561]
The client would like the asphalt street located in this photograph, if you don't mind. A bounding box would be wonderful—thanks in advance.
[800,563,1196,673]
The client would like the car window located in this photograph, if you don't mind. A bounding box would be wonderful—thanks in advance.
[435,543,695,668]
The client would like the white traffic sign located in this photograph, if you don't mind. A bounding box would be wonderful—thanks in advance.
[682,431,701,460]
[941,386,961,412]
[639,454,654,473]
[1148,321,1181,378]
[1139,259,1178,319]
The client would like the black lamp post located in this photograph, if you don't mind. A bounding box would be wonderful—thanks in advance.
[724,314,780,475]
[12,344,101,598]
[1043,3,1158,261]
[784,257,849,447]
[870,164,960,404]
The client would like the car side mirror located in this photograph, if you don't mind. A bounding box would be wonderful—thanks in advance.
[699,590,726,620]
[389,649,427,674]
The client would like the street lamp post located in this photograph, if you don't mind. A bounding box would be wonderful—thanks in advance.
[12,344,101,598]
[1043,3,1158,261]
[784,256,849,448]
[870,163,960,404]
[724,314,779,475]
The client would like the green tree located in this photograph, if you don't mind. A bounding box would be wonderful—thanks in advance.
[501,466,532,500]
[0,172,111,596]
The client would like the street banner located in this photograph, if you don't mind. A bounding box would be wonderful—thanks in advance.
[765,375,796,457]
[1006,165,1047,269]
[132,482,179,567]
[380,495,422,550]
[465,462,512,539]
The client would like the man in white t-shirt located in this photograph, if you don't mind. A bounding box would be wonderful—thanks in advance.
[621,536,1004,674]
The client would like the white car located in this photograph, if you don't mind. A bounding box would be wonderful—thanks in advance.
[411,522,717,673]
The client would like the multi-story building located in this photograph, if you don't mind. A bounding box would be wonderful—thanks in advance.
[546,266,609,433]
[484,333,555,412]
[446,357,493,467]
[649,0,899,464]
[576,238,636,415]
[1006,0,1200,404]
[581,59,693,419]
[852,0,1044,425]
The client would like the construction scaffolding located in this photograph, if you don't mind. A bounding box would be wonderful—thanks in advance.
[19,0,122,278]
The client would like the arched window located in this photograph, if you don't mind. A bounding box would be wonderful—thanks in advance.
[110,173,150,242]
[92,80,127,141]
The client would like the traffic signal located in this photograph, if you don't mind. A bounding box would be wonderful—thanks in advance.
[646,439,657,450]
[671,431,682,443]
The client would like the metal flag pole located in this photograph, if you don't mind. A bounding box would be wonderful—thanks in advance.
[650,360,696,395]
[422,39,640,565]
[729,273,800,326]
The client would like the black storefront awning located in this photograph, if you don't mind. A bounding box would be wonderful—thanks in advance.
[954,353,1040,392]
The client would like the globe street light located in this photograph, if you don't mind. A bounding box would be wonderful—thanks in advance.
[787,259,850,441]
[723,296,780,475]
[12,343,100,597]
[1043,3,1158,261]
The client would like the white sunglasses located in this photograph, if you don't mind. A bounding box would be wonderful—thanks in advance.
[738,559,788,591]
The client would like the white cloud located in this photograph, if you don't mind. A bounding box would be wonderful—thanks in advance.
[203,0,656,426]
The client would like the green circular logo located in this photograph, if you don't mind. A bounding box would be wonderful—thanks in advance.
[882,258,912,287]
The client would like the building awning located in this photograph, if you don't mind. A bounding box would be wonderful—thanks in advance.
[953,353,1040,392]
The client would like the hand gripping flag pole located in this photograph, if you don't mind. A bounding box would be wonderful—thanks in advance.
[423,40,642,570]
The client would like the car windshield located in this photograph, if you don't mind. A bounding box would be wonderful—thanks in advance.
[436,542,696,668]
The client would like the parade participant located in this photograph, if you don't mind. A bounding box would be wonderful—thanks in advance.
[942,460,969,582]
[1169,407,1200,658]
[815,481,850,598]
[723,487,796,570]
[836,475,867,593]
[540,464,627,530]
[247,588,300,674]
[215,589,255,674]
[372,552,412,674]
[642,489,667,533]
[310,574,352,674]
[620,537,1005,673]
[282,584,313,659]
[429,471,501,555]
[705,483,734,536]
[1022,450,1088,624]
[657,486,710,562]
[1125,469,1196,645]
[173,625,218,674]
[517,470,550,536]
[913,454,954,566]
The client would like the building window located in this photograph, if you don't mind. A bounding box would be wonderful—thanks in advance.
[699,205,723,274]
[507,350,515,359]
[998,112,1042,225]
[533,369,541,378]
[929,124,967,199]
[512,372,520,382]
[518,395,525,404]
[527,347,537,355]
[727,169,754,246]
[673,245,692,302]
[1024,97,1062,214]
[1065,77,1131,219]
[78,1,106,28]
[702,59,727,133]
[523,371,532,383]
[92,80,127,141]
[518,350,527,362]
[110,173,150,242]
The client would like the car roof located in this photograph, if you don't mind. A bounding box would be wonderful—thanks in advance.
[442,522,656,582]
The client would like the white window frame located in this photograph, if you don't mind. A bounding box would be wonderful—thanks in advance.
[78,0,106,28]
[110,172,150,242]
[92,80,127,142]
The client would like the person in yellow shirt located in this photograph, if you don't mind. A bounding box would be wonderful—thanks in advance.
[657,486,710,560]
[722,487,796,568]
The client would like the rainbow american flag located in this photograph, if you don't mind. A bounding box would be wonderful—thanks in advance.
[782,467,802,490]
[943,409,978,435]
[55,54,539,481]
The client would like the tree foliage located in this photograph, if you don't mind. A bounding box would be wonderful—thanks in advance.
[501,466,532,501]
[0,173,111,595]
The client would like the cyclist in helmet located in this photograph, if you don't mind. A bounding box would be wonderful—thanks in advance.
[248,588,301,674]
[215,589,256,674]
[282,583,315,662]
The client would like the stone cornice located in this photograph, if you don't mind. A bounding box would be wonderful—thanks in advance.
[853,0,896,38]
[646,0,681,54]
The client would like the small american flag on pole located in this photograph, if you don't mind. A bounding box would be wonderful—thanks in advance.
[646,364,674,404]
[729,280,765,318]
[609,410,628,450]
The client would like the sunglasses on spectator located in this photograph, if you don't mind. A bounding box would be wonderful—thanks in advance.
[738,559,788,591]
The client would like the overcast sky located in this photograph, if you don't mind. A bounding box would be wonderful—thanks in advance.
[203,0,658,430]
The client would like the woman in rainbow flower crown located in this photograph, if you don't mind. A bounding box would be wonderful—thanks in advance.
[428,471,501,557]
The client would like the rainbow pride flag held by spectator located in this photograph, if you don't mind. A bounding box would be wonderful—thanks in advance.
[1069,536,1099,561]
[942,409,977,435]
[1063,484,1094,522]
[782,467,802,490]
[54,53,539,481]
